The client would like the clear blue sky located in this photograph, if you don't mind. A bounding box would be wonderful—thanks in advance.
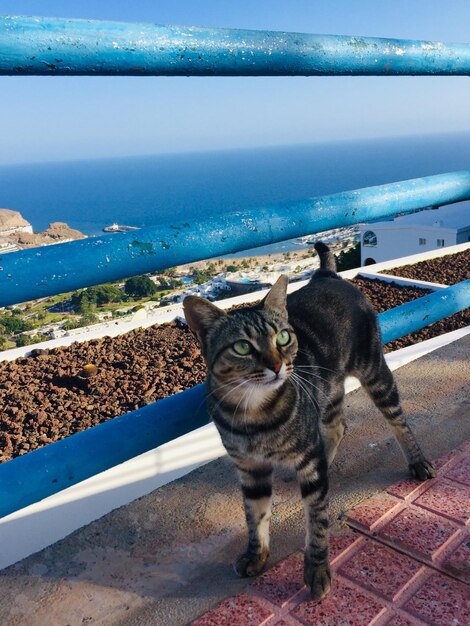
[1,0,469,164]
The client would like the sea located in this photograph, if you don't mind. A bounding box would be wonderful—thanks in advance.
[0,132,469,257]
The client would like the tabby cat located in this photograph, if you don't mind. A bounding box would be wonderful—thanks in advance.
[183,242,435,599]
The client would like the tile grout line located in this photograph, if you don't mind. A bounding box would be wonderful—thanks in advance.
[191,442,470,625]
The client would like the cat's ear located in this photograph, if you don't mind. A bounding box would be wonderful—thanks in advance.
[183,296,226,344]
[262,274,289,317]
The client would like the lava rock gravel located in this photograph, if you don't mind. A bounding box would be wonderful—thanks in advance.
[0,321,205,462]
[351,276,470,352]
[380,248,470,285]
[1,277,469,463]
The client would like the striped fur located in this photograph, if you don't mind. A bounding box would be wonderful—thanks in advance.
[183,241,435,599]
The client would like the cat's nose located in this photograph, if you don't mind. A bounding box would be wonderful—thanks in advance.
[271,362,282,375]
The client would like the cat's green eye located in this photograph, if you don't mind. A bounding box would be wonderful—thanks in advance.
[233,340,252,356]
[276,330,291,347]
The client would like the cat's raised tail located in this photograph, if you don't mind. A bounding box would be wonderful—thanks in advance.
[314,241,337,273]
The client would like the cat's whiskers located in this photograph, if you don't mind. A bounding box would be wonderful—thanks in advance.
[242,382,258,431]
[210,378,250,417]
[206,376,245,402]
[295,350,338,374]
[293,370,335,411]
[295,365,337,376]
[294,367,327,392]
[231,385,252,435]
[293,367,327,383]
[290,373,319,417]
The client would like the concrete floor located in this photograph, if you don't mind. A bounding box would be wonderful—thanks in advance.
[1,335,469,626]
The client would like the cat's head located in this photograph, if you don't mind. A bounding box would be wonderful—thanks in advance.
[183,276,297,405]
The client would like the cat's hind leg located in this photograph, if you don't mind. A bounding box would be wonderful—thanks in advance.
[320,381,345,467]
[296,449,331,599]
[233,459,273,577]
[360,355,435,480]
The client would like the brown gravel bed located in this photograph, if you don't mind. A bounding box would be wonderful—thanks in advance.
[379,248,470,285]
[1,277,469,463]
[0,322,205,463]
[351,276,470,352]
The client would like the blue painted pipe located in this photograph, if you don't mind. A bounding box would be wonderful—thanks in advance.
[0,279,469,518]
[1,16,469,76]
[0,384,208,518]
[1,170,470,307]
[380,279,470,344]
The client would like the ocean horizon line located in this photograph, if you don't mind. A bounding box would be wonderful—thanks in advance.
[1,131,469,238]
[1,129,469,170]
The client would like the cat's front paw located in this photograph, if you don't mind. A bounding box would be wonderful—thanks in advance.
[409,459,436,481]
[234,549,269,577]
[304,558,331,600]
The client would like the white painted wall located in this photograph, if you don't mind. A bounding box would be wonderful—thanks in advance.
[360,224,458,265]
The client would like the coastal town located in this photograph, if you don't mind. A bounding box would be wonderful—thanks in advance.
[0,208,358,350]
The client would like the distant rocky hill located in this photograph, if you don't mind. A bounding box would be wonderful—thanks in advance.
[0,209,86,251]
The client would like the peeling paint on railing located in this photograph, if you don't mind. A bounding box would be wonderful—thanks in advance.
[379,279,470,344]
[1,17,469,76]
[1,170,470,307]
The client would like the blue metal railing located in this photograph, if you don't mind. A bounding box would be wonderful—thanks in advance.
[1,170,470,307]
[0,17,469,518]
[1,282,469,518]
[1,17,470,76]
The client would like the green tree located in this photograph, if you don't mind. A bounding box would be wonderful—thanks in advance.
[0,314,34,335]
[91,285,123,305]
[0,335,8,350]
[15,335,31,347]
[160,266,177,278]
[15,334,49,348]
[79,312,99,326]
[62,318,80,331]
[71,290,95,314]
[124,275,157,297]
[225,264,239,272]
[71,285,122,311]
[335,242,361,271]
[156,277,183,290]
[192,269,212,285]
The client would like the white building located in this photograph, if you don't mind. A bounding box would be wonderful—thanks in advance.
[359,201,470,265]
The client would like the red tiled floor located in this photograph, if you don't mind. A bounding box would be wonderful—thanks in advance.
[338,539,421,601]
[433,448,461,471]
[192,444,470,626]
[291,577,386,626]
[413,480,470,525]
[378,505,458,560]
[190,594,273,626]
[329,527,361,562]
[441,536,470,584]
[445,455,470,487]
[346,493,401,531]
[383,614,419,626]
[251,552,304,607]
[386,478,427,501]
[403,572,470,626]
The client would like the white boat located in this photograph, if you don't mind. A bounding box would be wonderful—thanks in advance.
[103,223,139,233]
